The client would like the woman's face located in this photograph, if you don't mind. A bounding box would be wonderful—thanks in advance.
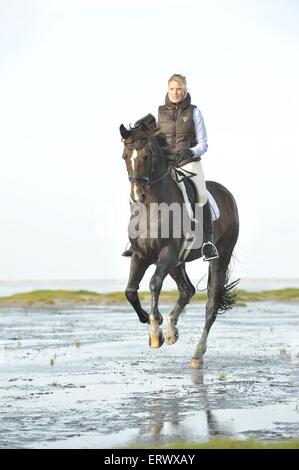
[168,80,185,103]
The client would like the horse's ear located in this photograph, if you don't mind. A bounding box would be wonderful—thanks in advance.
[120,124,130,139]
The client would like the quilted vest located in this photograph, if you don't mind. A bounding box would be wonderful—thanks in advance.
[158,92,197,155]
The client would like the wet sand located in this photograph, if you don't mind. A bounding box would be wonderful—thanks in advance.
[0,301,298,448]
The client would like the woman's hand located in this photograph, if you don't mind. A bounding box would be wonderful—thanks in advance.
[174,148,194,164]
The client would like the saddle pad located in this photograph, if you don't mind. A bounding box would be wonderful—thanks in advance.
[207,190,220,221]
[181,177,220,222]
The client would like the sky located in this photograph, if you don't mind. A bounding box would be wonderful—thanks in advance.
[0,0,298,283]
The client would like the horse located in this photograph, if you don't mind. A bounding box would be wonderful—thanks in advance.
[119,118,239,368]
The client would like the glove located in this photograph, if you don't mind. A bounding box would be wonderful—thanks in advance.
[174,148,194,165]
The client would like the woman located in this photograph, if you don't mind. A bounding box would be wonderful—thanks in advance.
[157,73,218,261]
[123,73,218,261]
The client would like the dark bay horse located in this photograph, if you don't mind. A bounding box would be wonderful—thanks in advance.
[120,120,239,368]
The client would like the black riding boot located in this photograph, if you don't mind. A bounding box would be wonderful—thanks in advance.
[122,246,133,257]
[202,200,219,261]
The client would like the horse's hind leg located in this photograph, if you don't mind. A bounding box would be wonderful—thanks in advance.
[191,251,233,368]
[125,253,150,324]
[165,263,195,345]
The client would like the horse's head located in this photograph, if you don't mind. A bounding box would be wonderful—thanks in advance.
[120,115,168,203]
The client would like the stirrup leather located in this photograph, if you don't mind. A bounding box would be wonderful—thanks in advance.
[201,241,219,262]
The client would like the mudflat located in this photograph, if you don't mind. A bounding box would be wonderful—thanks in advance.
[0,301,298,448]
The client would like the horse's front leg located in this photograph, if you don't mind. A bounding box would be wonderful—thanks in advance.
[165,263,195,345]
[149,246,178,348]
[125,253,150,324]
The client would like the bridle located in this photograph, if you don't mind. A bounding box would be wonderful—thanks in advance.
[124,138,170,189]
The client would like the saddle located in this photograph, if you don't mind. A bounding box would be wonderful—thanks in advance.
[184,178,197,206]
[174,168,198,219]
[174,168,220,222]
[174,176,219,265]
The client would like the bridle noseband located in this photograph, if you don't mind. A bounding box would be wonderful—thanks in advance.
[126,139,170,189]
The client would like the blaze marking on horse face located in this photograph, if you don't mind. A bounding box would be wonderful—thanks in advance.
[132,182,138,202]
[131,149,138,171]
[130,150,139,201]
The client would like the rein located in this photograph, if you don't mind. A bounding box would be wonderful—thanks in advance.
[147,166,170,187]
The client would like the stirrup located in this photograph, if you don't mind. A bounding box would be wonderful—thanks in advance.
[201,241,219,262]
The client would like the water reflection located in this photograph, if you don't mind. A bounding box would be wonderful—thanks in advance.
[190,369,231,439]
[132,369,233,446]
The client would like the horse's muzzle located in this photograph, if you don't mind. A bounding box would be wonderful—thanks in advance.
[130,181,146,204]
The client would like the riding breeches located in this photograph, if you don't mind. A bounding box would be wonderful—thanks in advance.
[173,160,208,207]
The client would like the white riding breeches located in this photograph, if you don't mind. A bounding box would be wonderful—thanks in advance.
[173,160,208,207]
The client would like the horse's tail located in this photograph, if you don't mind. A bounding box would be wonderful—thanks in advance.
[216,276,240,314]
[212,252,240,314]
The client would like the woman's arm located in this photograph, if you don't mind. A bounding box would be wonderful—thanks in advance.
[191,107,208,157]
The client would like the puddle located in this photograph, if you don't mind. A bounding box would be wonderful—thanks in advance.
[182,401,299,441]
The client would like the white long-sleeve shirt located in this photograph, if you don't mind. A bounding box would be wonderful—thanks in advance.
[191,107,208,158]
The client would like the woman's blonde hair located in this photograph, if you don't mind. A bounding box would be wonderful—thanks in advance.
[168,74,187,92]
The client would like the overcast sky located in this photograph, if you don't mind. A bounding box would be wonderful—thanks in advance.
[0,0,298,283]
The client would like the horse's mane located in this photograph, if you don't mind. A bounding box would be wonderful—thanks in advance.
[129,126,149,140]
[128,116,167,156]
[130,113,162,140]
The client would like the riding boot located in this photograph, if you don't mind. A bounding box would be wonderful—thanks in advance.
[202,200,219,261]
[122,245,133,257]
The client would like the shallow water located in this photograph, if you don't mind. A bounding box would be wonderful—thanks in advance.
[0,302,298,448]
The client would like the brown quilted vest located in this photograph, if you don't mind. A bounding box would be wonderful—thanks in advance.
[158,92,197,156]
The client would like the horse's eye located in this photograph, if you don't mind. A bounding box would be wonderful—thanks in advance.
[122,154,127,160]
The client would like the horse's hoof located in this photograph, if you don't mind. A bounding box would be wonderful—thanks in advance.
[149,329,164,348]
[190,358,204,369]
[165,327,179,345]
